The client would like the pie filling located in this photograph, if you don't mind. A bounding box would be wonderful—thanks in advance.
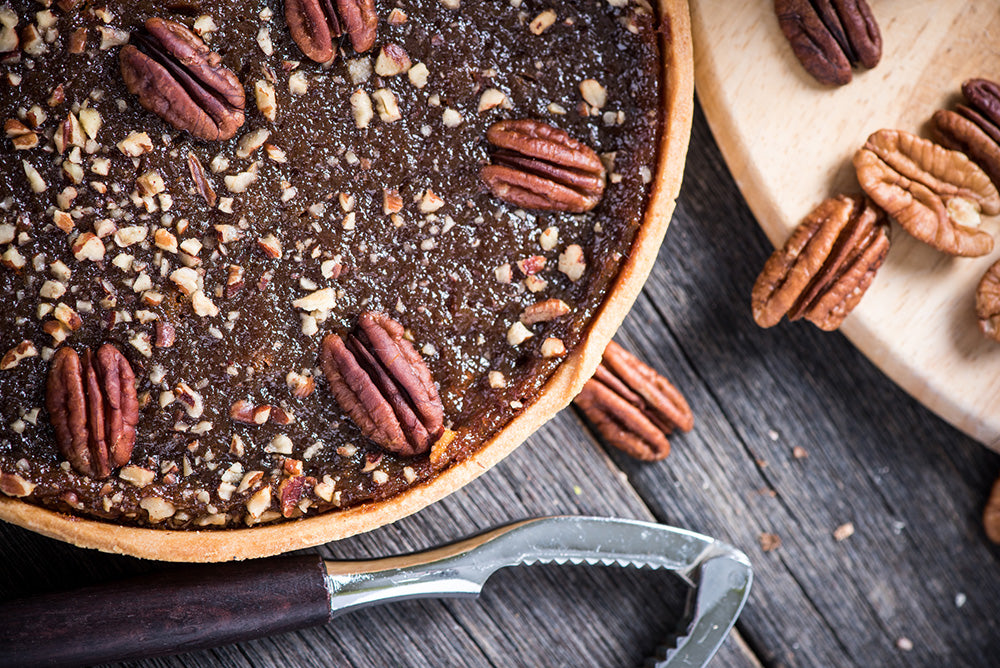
[0,0,664,529]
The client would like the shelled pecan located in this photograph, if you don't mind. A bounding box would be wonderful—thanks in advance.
[984,474,1000,544]
[45,344,139,479]
[285,0,377,63]
[854,129,999,257]
[752,194,890,330]
[933,78,1000,190]
[573,341,692,461]
[481,120,606,213]
[774,0,881,86]
[119,18,245,141]
[319,312,444,456]
[976,260,1000,342]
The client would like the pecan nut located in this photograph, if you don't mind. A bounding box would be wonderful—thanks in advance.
[187,151,217,207]
[854,129,1000,257]
[319,312,444,456]
[933,78,1000,190]
[985,474,1000,544]
[573,341,693,462]
[932,110,1000,193]
[481,119,606,213]
[774,0,881,86]
[45,344,139,479]
[752,194,890,330]
[976,259,1000,342]
[285,0,377,63]
[963,79,1000,137]
[119,18,245,141]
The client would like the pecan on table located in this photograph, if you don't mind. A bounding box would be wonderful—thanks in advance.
[752,194,890,331]
[976,259,1000,342]
[45,344,139,479]
[285,0,377,63]
[319,312,444,456]
[933,78,1000,190]
[984,474,1000,544]
[774,0,881,86]
[480,119,606,213]
[854,129,1000,257]
[119,18,245,141]
[573,341,693,462]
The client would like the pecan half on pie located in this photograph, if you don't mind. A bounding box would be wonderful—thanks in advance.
[0,0,683,548]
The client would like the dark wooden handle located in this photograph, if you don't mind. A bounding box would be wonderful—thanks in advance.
[0,553,330,667]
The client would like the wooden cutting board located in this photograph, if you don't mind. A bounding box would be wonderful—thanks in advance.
[689,0,1000,451]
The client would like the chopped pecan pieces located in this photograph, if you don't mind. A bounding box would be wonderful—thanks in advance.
[187,152,217,207]
[481,119,606,213]
[976,260,1000,342]
[573,341,693,461]
[279,474,310,517]
[774,0,881,86]
[1,340,37,371]
[752,194,890,330]
[855,130,999,257]
[319,312,444,456]
[285,0,377,63]
[46,344,139,479]
[520,298,570,325]
[119,18,245,141]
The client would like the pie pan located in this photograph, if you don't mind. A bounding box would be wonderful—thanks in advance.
[0,0,694,561]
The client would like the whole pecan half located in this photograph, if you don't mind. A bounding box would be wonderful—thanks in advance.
[774,0,881,86]
[573,341,693,462]
[319,312,444,456]
[976,259,1000,342]
[933,78,1000,190]
[285,0,377,63]
[854,129,1000,257]
[932,110,1000,192]
[46,344,139,479]
[964,79,1000,135]
[752,194,890,330]
[119,18,245,141]
[481,119,606,213]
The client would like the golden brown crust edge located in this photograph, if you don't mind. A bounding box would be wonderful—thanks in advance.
[0,0,695,562]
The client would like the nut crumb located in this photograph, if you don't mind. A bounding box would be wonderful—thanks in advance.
[833,522,855,542]
[758,532,781,552]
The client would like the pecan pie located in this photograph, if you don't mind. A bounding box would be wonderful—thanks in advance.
[0,0,692,560]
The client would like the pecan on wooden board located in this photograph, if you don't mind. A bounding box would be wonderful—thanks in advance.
[932,110,1000,193]
[752,194,890,331]
[854,129,1000,257]
[285,0,377,63]
[119,18,245,141]
[774,0,881,86]
[319,312,444,457]
[573,341,693,462]
[964,79,1000,135]
[933,78,1000,190]
[45,344,139,479]
[481,119,606,213]
[976,260,1000,342]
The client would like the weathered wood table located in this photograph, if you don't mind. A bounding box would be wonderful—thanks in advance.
[2,104,999,668]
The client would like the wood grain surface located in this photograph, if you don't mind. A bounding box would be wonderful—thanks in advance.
[1,107,999,668]
[690,0,1000,451]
